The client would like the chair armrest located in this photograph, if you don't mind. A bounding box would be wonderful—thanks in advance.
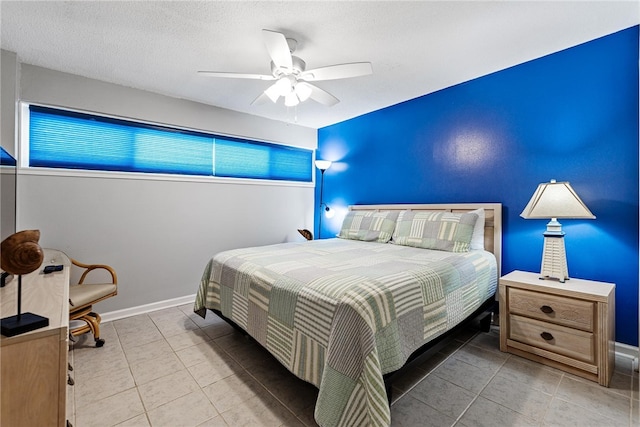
[71,258,118,285]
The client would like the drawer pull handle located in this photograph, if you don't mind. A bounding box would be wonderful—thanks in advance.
[540,305,554,314]
[540,332,554,341]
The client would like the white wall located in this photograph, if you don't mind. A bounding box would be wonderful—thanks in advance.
[14,62,317,312]
[1,50,18,241]
[1,50,17,157]
[0,170,15,242]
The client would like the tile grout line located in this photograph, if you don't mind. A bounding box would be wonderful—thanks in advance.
[155,314,231,427]
[550,373,633,426]
[390,329,483,406]
[216,335,307,427]
[630,362,638,427]
[449,348,511,427]
[537,363,565,427]
[144,312,223,426]
[109,314,151,426]
[119,313,153,423]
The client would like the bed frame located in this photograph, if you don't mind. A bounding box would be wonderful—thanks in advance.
[211,202,503,406]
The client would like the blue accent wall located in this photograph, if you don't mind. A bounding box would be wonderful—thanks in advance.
[317,26,639,346]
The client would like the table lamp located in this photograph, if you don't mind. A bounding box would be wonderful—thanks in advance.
[520,179,595,282]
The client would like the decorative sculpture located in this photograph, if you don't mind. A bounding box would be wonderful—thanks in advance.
[0,230,49,336]
[1,230,44,274]
[297,229,313,241]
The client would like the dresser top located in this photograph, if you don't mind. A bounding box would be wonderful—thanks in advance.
[500,270,615,302]
[1,248,70,344]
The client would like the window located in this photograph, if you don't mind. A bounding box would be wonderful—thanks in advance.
[1,147,16,166]
[25,105,313,182]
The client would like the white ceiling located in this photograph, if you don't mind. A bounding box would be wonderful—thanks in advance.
[1,1,638,129]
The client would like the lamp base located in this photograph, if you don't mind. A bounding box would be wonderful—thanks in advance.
[539,234,569,283]
[1,312,49,337]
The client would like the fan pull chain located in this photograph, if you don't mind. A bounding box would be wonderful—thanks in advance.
[286,105,298,123]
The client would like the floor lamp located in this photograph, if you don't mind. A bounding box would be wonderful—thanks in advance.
[520,179,595,282]
[315,160,332,239]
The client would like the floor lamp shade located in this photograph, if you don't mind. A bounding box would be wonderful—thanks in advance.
[520,180,595,282]
[315,160,332,171]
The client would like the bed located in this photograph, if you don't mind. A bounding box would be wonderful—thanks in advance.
[194,203,502,427]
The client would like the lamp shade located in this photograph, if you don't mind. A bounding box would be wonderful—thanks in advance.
[315,160,332,171]
[275,76,294,96]
[520,180,595,219]
[284,92,299,107]
[264,83,281,103]
[295,82,313,102]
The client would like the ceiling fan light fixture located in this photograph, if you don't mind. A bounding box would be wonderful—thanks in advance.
[275,76,294,97]
[284,92,300,107]
[264,83,281,103]
[295,82,313,102]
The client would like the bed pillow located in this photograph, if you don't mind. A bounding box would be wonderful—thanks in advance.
[469,208,485,250]
[338,210,399,243]
[392,210,479,252]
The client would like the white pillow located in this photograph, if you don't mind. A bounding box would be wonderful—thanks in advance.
[469,208,485,250]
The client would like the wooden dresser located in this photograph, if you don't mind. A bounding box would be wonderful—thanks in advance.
[1,249,70,426]
[499,270,615,386]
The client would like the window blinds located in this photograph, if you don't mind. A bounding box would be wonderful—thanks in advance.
[28,105,312,182]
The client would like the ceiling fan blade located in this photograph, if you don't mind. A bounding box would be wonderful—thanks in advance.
[300,62,373,81]
[262,29,293,70]
[198,71,275,80]
[251,92,272,106]
[306,83,339,107]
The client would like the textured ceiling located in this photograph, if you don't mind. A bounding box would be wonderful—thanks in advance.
[1,1,638,129]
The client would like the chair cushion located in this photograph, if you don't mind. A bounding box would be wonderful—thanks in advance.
[69,283,117,310]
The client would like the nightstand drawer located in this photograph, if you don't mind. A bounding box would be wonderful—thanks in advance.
[509,314,595,364]
[509,288,594,331]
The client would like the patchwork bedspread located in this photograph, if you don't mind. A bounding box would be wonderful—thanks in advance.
[194,238,497,426]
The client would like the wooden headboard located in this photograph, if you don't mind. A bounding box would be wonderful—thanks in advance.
[349,203,503,274]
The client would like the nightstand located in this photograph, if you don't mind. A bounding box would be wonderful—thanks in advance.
[499,270,615,386]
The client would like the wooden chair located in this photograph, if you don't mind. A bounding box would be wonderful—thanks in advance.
[68,258,117,347]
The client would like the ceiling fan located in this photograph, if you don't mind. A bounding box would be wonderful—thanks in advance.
[198,29,373,107]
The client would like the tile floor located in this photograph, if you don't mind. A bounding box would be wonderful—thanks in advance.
[68,304,639,427]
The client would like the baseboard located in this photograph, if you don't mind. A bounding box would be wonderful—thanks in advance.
[100,294,196,323]
[615,342,640,371]
[100,294,640,371]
